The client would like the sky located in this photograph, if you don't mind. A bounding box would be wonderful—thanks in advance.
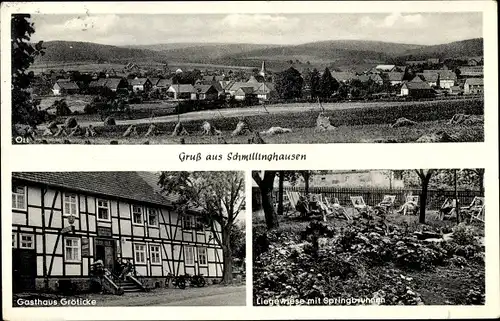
[29,12,482,46]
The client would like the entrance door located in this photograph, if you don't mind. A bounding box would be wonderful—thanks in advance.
[95,239,115,272]
[12,249,36,292]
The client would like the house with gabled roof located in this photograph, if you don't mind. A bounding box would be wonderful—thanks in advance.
[436,70,457,89]
[11,172,223,294]
[194,84,219,101]
[375,65,396,72]
[330,71,357,83]
[419,71,439,87]
[234,87,256,101]
[166,84,197,100]
[464,78,484,95]
[384,72,405,86]
[52,79,80,96]
[129,78,153,92]
[400,81,435,98]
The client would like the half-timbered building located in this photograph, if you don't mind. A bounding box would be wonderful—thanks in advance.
[12,172,223,293]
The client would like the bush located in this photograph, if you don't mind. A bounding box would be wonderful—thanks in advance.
[452,223,477,246]
[64,116,77,129]
[84,103,98,114]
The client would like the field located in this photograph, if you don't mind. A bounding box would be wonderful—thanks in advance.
[253,210,485,306]
[29,98,484,144]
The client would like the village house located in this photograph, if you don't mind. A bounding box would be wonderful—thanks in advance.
[166,84,197,100]
[405,60,427,66]
[357,74,384,85]
[52,80,80,96]
[330,71,357,83]
[155,78,173,92]
[130,78,153,92]
[194,84,219,101]
[427,58,440,65]
[254,83,277,101]
[400,81,435,98]
[374,65,396,73]
[419,71,439,87]
[458,66,483,78]
[385,72,405,86]
[436,70,457,89]
[11,172,223,293]
[88,78,129,93]
[234,87,256,101]
[464,78,484,95]
[448,85,463,96]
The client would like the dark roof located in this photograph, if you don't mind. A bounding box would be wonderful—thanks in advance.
[236,87,255,95]
[194,84,216,94]
[403,82,433,90]
[55,80,79,90]
[168,84,196,93]
[156,78,173,88]
[12,172,173,207]
[386,72,404,82]
[436,70,457,80]
[104,78,126,90]
[330,71,356,82]
[420,72,439,82]
[130,78,150,86]
[465,78,483,86]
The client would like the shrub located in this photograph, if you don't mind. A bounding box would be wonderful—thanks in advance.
[452,223,477,246]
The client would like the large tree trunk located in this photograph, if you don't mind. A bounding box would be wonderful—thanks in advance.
[303,171,310,198]
[253,171,278,229]
[277,171,284,216]
[419,176,431,224]
[455,169,460,224]
[221,226,233,284]
[476,169,485,196]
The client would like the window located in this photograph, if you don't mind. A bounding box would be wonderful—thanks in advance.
[12,233,17,248]
[150,245,161,264]
[12,185,26,210]
[97,199,110,221]
[183,215,194,230]
[132,205,143,225]
[19,234,34,249]
[63,193,78,216]
[197,247,207,266]
[195,216,205,231]
[184,246,195,266]
[134,244,146,264]
[64,237,80,262]
[148,208,158,227]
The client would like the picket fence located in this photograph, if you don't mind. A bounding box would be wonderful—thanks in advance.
[252,186,482,211]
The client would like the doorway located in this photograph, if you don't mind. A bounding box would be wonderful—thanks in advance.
[95,238,115,272]
[12,249,36,292]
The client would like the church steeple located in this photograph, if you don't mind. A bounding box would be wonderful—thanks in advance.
[259,61,267,77]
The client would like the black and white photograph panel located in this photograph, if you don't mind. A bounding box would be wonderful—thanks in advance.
[11,171,246,307]
[252,169,485,306]
[11,11,484,144]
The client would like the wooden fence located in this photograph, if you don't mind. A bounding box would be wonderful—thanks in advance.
[252,186,482,212]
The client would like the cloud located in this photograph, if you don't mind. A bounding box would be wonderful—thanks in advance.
[359,16,374,26]
[381,13,424,27]
[218,14,299,31]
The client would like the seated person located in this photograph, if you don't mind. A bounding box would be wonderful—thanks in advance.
[379,196,393,207]
[397,198,418,215]
[295,196,310,217]
[439,199,456,219]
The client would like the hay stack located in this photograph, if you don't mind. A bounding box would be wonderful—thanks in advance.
[42,127,54,136]
[84,140,92,144]
[416,131,457,143]
[110,140,119,145]
[231,120,251,136]
[260,126,292,135]
[316,113,336,131]
[201,121,221,135]
[122,125,138,137]
[391,117,417,128]
[85,125,97,137]
[68,125,84,137]
[449,114,483,125]
[172,122,189,136]
[53,126,68,137]
[248,131,265,144]
[104,116,116,126]
[64,117,78,129]
[144,124,158,137]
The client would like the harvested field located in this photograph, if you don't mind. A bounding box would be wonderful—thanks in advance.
[29,98,484,144]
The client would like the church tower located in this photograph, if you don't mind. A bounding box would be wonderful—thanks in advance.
[259,61,267,77]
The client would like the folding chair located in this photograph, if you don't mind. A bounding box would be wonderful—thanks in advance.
[285,191,301,216]
[350,196,368,214]
[462,196,485,222]
[327,197,352,221]
[438,198,457,220]
[377,195,396,215]
[398,195,419,215]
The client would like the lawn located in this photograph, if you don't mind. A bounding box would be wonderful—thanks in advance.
[252,209,485,306]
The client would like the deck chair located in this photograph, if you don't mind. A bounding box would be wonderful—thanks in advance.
[376,195,396,215]
[398,195,419,215]
[462,196,485,222]
[284,191,301,216]
[438,198,457,220]
[350,196,368,214]
[326,197,352,221]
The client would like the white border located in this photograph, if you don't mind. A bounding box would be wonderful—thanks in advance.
[1,1,499,320]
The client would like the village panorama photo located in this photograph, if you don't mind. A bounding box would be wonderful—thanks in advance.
[11,171,246,307]
[11,11,484,144]
[252,169,485,306]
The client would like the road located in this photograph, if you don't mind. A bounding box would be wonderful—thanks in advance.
[50,98,479,129]
[94,285,246,306]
